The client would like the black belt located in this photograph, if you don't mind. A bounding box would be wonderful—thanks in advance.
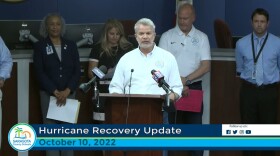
[241,79,279,89]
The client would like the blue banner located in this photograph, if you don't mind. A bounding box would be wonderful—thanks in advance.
[31,124,221,137]
[8,123,280,151]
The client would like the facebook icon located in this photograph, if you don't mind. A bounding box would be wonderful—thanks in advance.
[246,130,251,134]
[226,130,231,134]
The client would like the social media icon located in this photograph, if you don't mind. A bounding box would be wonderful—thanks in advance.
[246,130,251,134]
[226,130,231,134]
[233,130,238,134]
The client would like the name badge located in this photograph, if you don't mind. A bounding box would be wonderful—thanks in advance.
[252,64,256,80]
[46,45,54,55]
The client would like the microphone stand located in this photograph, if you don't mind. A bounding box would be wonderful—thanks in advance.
[93,82,102,121]
[126,69,134,124]
[158,82,173,107]
[159,82,178,124]
[124,69,134,156]
[94,82,100,109]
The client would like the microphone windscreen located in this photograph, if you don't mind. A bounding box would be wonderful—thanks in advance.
[79,83,90,93]
[151,69,156,75]
[151,70,164,83]
[99,65,108,73]
[92,65,108,79]
[102,67,116,79]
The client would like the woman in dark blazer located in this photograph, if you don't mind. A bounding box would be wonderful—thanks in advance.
[33,13,80,156]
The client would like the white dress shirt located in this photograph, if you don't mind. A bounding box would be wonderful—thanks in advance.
[109,45,183,96]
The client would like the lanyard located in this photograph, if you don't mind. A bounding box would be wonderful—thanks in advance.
[251,33,268,64]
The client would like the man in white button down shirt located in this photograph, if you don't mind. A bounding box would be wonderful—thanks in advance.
[110,17,183,156]
[109,18,182,107]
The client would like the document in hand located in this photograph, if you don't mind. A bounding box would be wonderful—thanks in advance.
[175,89,203,112]
[47,96,80,124]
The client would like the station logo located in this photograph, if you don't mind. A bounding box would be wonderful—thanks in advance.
[8,123,36,152]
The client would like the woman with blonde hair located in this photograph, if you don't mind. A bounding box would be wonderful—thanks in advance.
[88,19,134,80]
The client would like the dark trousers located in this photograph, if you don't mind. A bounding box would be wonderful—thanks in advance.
[240,80,278,124]
[169,81,204,156]
[40,91,75,156]
[240,80,279,156]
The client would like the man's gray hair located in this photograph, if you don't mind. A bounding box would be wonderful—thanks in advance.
[134,18,156,33]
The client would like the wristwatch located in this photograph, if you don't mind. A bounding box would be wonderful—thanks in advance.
[186,79,192,86]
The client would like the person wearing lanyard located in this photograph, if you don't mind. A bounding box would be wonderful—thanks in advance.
[235,8,280,156]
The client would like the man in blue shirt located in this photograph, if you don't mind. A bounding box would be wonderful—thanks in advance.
[235,8,280,156]
[0,36,13,148]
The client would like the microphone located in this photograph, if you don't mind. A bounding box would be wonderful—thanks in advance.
[128,69,134,94]
[102,67,116,79]
[151,69,172,92]
[151,69,174,107]
[79,65,107,93]
[125,69,134,124]
[92,65,107,79]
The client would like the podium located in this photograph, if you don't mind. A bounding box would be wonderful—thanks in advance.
[99,93,164,156]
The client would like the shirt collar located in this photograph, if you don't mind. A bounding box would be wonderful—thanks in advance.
[253,32,268,41]
[175,25,196,37]
[137,44,157,57]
